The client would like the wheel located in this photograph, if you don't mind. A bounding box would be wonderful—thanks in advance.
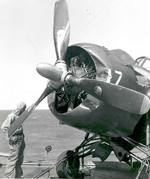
[56,150,80,178]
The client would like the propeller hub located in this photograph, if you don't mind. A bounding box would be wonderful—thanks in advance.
[55,59,68,73]
[36,63,70,84]
[36,63,62,81]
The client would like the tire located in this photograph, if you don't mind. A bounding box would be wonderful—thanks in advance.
[56,150,80,178]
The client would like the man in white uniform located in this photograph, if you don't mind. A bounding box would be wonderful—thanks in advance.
[1,102,26,178]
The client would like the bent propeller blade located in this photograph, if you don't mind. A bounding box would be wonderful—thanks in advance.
[53,0,70,61]
[69,77,150,115]
[8,105,35,137]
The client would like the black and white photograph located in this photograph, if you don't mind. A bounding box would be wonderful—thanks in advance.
[0,0,150,178]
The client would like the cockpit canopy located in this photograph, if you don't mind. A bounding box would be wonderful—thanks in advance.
[135,56,150,71]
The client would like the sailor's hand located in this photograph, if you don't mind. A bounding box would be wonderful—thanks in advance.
[1,128,7,133]
[1,127,9,140]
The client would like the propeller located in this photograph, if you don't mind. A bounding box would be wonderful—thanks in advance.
[36,64,150,115]
[8,0,70,137]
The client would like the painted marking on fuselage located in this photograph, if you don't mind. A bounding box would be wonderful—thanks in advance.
[114,70,123,85]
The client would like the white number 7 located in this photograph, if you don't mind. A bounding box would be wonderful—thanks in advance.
[114,70,122,85]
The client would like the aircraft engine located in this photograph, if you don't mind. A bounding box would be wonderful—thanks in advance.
[53,45,97,113]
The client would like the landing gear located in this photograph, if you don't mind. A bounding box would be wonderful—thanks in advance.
[117,136,150,179]
[56,133,108,178]
[56,150,80,178]
[56,132,150,178]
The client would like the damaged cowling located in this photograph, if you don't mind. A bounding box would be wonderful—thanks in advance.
[54,46,97,113]
[49,44,124,114]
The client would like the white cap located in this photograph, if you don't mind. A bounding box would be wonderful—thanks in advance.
[15,101,26,115]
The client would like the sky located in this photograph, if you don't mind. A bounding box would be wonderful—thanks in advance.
[0,0,150,109]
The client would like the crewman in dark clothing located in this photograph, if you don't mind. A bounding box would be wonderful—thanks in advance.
[1,102,26,179]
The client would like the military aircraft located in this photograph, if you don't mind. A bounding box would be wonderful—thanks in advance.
[8,0,150,178]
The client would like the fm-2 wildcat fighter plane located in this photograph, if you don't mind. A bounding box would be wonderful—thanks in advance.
[8,0,150,178]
